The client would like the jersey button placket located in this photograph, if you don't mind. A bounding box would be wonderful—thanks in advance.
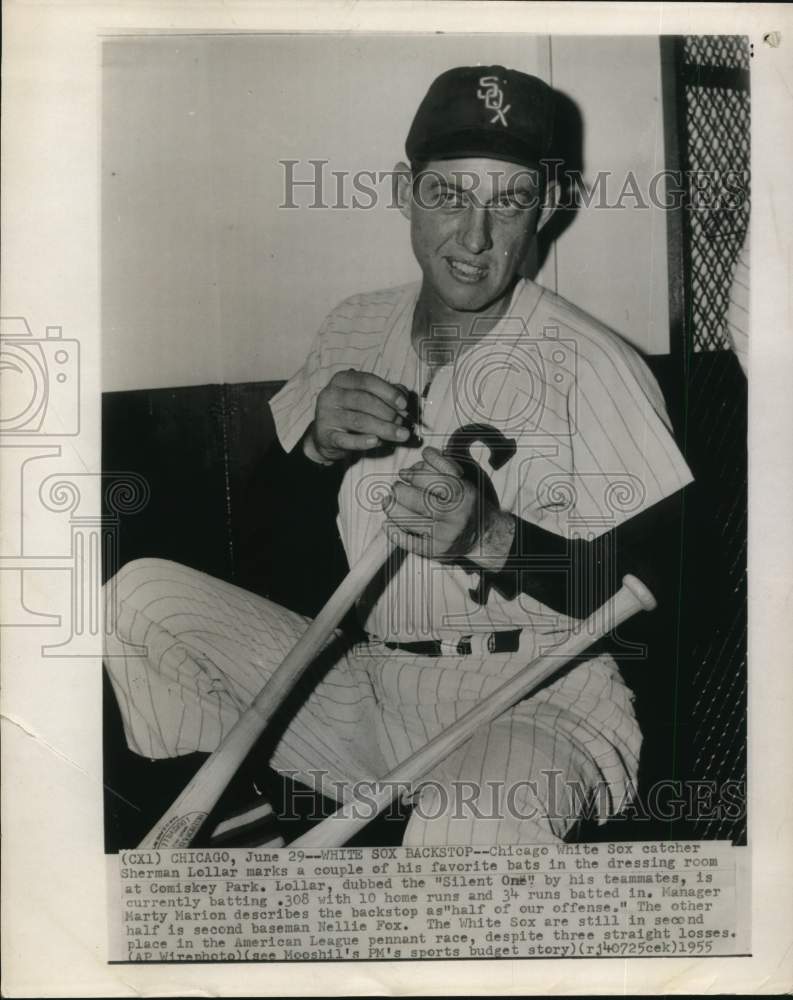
[422,366,451,447]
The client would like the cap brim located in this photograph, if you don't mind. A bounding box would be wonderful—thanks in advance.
[409,128,547,172]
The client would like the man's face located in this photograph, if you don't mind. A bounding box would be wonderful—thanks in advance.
[404,157,542,315]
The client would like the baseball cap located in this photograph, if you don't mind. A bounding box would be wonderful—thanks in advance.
[405,65,554,171]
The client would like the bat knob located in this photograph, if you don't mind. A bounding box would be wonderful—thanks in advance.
[622,574,657,612]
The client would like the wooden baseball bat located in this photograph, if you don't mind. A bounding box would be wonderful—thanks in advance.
[290,574,656,848]
[138,530,393,848]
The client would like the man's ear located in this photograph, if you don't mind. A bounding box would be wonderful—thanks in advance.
[536,178,560,233]
[393,160,413,221]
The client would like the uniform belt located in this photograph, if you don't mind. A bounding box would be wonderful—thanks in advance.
[382,629,521,657]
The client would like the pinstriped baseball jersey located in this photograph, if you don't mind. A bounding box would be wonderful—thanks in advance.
[270,278,693,645]
[103,277,689,845]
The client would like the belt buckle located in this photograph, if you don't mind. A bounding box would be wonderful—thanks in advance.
[461,633,493,656]
[476,630,521,654]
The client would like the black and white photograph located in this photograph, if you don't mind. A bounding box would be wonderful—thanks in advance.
[101,32,748,858]
[2,2,791,994]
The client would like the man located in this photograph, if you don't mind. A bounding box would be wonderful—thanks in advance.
[105,66,692,845]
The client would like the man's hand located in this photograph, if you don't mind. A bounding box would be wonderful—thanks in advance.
[383,446,516,569]
[304,369,411,464]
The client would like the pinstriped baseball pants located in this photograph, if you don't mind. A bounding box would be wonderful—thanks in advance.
[103,558,642,845]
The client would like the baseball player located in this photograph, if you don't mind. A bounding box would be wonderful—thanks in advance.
[104,66,693,845]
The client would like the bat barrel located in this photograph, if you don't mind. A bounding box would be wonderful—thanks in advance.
[137,531,392,849]
[292,574,656,848]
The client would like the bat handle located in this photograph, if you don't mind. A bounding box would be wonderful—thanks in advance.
[245,530,393,719]
[623,573,657,612]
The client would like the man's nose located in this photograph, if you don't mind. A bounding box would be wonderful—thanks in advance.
[459,205,492,254]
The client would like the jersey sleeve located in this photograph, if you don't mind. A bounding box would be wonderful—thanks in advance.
[535,333,694,539]
[268,290,402,452]
[268,320,328,453]
[269,293,378,453]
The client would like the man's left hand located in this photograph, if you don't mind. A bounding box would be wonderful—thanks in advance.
[383,446,515,568]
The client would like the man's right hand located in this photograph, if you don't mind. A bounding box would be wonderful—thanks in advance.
[304,369,411,464]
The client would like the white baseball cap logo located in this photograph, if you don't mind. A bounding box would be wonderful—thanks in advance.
[476,75,510,126]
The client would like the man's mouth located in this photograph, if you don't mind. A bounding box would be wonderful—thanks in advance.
[444,257,489,283]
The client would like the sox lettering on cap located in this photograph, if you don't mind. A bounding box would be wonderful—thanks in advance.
[406,65,555,169]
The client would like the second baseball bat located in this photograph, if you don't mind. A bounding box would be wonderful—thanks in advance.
[291,574,656,848]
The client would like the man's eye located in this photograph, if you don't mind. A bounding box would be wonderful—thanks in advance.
[438,189,467,208]
[493,196,524,213]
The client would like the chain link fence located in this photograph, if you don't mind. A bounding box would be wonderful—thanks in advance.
[675,36,749,843]
[682,35,751,352]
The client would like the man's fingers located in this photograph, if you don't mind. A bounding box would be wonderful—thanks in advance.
[391,482,436,518]
[384,496,432,531]
[338,387,406,425]
[328,429,381,452]
[330,407,410,444]
[334,370,409,414]
[385,523,431,558]
[422,445,464,478]
[383,494,460,559]
[395,472,463,512]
